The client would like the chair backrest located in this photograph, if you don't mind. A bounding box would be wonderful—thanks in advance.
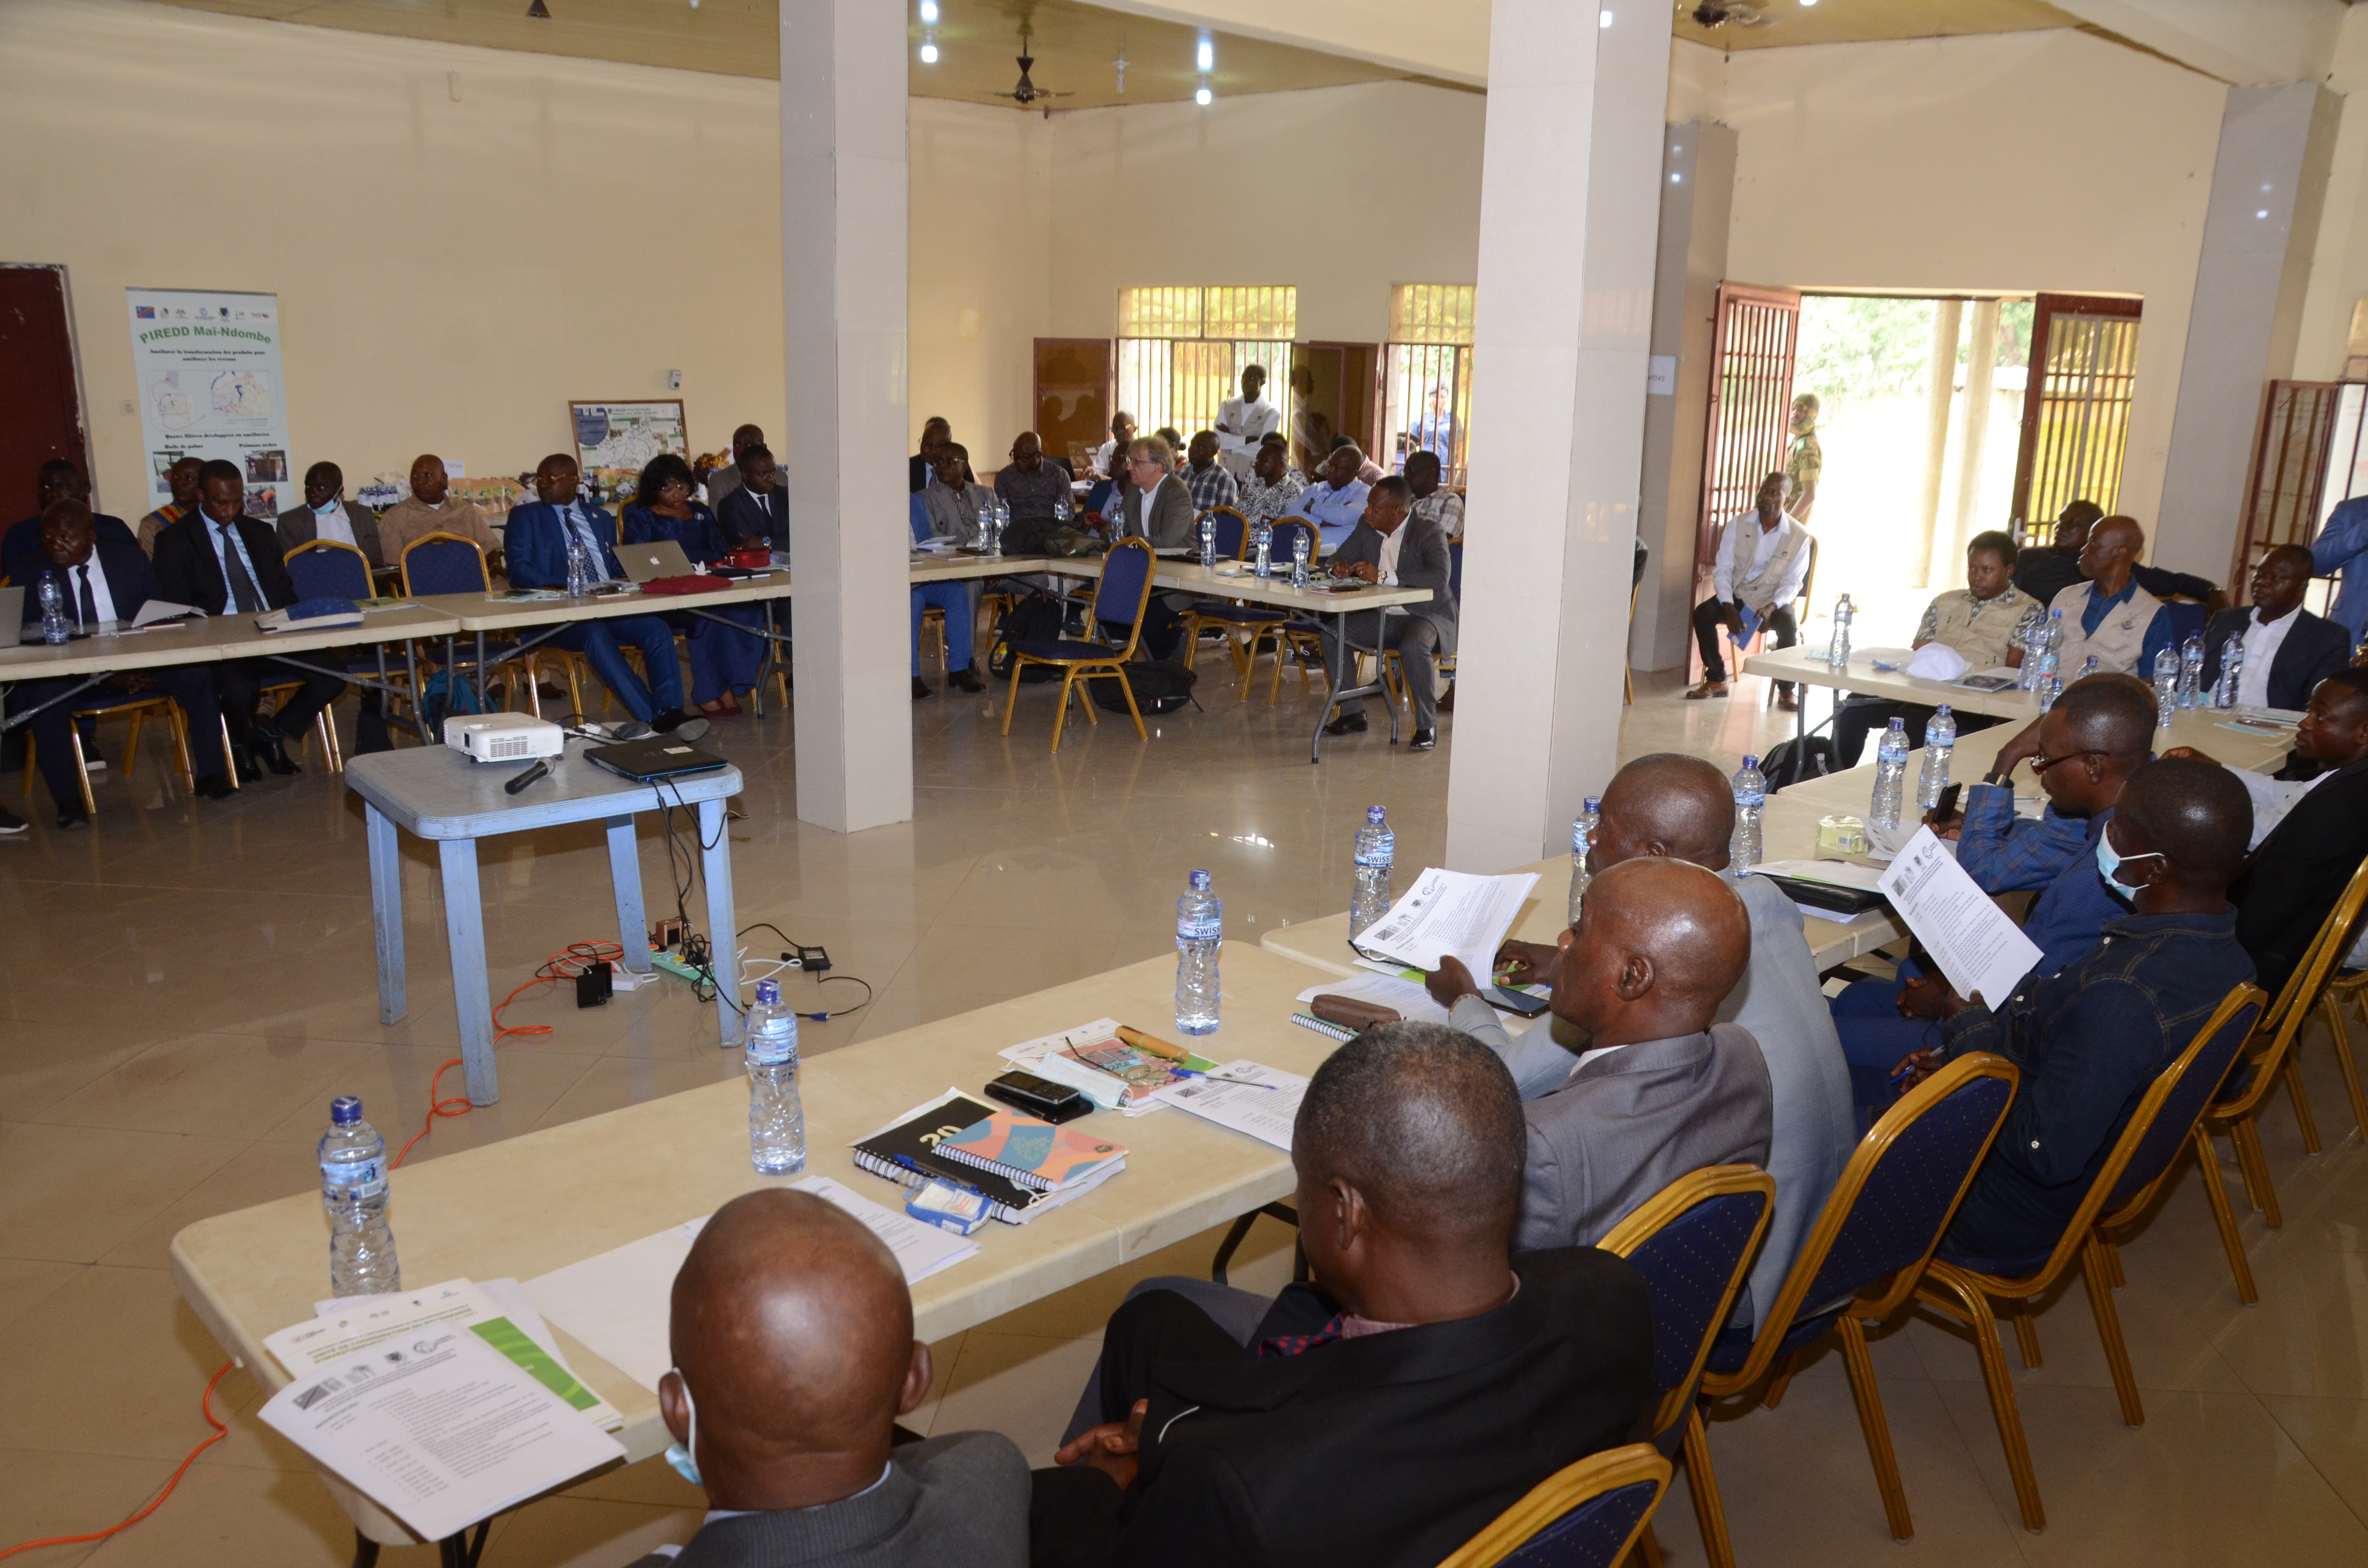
[1449,538,1465,603]
[1270,517,1317,565]
[1090,539,1156,654]
[284,539,373,601]
[1794,532,1819,617]
[1433,1445,1671,1568]
[2102,985,2266,1218]
[401,532,490,597]
[2250,853,2368,1075]
[1205,506,1248,560]
[1715,1054,2019,1391]
[2160,598,2211,645]
[1596,1165,1774,1438]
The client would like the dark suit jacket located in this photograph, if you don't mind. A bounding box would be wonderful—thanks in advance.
[152,512,298,613]
[716,485,788,553]
[4,513,137,586]
[629,1433,1028,1568]
[1043,1248,1653,1568]
[2231,755,2368,998]
[275,502,387,570]
[16,533,161,627]
[2198,606,2351,712]
[1327,515,1459,655]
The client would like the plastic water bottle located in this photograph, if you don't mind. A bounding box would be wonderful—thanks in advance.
[1252,521,1273,579]
[1826,593,1854,668]
[1198,513,1216,568]
[37,576,69,645]
[1350,807,1395,938]
[1917,705,1956,809]
[2079,654,2099,678]
[2019,614,2047,689]
[987,496,1009,556]
[1729,755,1765,876]
[2178,632,2205,708]
[2214,634,2244,709]
[320,1097,399,1297]
[745,979,806,1175]
[2034,610,2063,711]
[1569,796,1602,925]
[1291,529,1312,589]
[2152,646,2179,728]
[1871,718,1910,829]
[565,532,592,597]
[1174,870,1222,1036]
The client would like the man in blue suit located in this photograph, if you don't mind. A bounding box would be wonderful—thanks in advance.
[11,499,234,827]
[505,454,696,730]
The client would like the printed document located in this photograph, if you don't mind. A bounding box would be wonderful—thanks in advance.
[258,1319,625,1543]
[1351,868,1540,978]
[1148,1061,1309,1151]
[1876,826,2043,1007]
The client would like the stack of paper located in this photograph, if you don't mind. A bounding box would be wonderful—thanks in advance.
[1351,868,1540,978]
[1149,1061,1309,1151]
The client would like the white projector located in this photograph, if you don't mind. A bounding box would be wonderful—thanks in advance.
[444,713,566,763]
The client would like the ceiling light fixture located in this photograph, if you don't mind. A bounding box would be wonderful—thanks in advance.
[1196,80,1212,105]
[1113,30,1127,93]
[1600,9,1614,26]
[1196,34,1214,73]
[920,32,938,63]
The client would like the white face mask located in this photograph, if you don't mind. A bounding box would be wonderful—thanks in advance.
[663,1368,702,1487]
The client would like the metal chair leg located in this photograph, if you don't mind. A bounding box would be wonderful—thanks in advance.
[2232,1115,2282,1227]
[1918,1266,2044,1531]
[124,708,145,773]
[2283,1055,2322,1154]
[1001,661,1024,735]
[2191,1124,2258,1304]
[67,726,96,816]
[2008,1298,2043,1370]
[1679,1404,1737,1568]
[2081,1233,2145,1426]
[1838,1312,1912,1540]
[2318,992,2368,1138]
[1760,1349,1800,1409]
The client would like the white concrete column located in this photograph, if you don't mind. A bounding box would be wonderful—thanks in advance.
[2155,82,2340,581]
[780,0,913,833]
[1949,298,2001,577]
[1445,0,1672,870]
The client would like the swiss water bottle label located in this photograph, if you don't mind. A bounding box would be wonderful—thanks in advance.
[322,1156,386,1199]
[750,1016,797,1066]
[1355,835,1394,869]
[1178,912,1222,941]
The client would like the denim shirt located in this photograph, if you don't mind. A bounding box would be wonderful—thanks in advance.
[1935,909,2255,1266]
[1956,782,2088,894]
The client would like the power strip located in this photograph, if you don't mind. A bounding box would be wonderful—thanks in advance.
[649,951,714,988]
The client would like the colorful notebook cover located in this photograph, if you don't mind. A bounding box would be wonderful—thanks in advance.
[936,1111,1127,1191]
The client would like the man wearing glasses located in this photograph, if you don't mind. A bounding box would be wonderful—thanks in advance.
[1827,676,2157,1115]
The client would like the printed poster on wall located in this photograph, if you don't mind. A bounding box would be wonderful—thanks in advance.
[126,288,295,518]
[570,400,688,502]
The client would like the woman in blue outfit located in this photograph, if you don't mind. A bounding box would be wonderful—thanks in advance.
[621,453,765,718]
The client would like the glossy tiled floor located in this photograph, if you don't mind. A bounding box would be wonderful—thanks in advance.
[2,662,2363,1566]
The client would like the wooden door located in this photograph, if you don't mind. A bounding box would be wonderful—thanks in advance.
[1034,338,1110,476]
[1291,343,1377,472]
[2009,293,2142,539]
[1696,283,1801,572]
[2233,379,2366,604]
[0,264,91,511]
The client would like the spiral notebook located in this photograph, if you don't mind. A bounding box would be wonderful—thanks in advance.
[936,1110,1127,1192]
[850,1090,1126,1224]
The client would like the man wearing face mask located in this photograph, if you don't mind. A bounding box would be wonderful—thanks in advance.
[1889,759,2256,1264]
[630,1188,1027,1568]
[275,461,386,569]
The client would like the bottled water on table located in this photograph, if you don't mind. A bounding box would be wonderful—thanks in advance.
[2153,646,2179,728]
[1252,522,1273,579]
[1198,513,1217,568]
[2214,634,2244,710]
[321,1096,399,1297]
[37,576,69,646]
[1570,796,1602,926]
[2033,610,2063,711]
[565,533,592,597]
[746,979,806,1175]
[1175,870,1223,1036]
[1826,594,1854,668]
[1350,807,1395,938]
[1917,704,1956,809]
[1871,718,1910,829]
[2178,633,2205,708]
[1729,755,1766,876]
[1054,488,1073,526]
[1291,529,1313,589]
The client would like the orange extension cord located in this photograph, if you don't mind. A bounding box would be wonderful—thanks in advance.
[0,940,624,1562]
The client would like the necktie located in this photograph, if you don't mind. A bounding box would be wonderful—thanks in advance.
[220,524,263,612]
[75,565,98,628]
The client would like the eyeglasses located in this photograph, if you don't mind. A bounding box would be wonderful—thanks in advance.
[2030,747,2136,774]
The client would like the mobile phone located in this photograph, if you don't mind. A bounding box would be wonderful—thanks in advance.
[1485,986,1554,1018]
[1933,782,1962,821]
[985,1070,1096,1123]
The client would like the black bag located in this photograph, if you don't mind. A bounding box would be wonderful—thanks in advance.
[1089,659,1200,716]
[988,589,1066,683]
[1761,735,1835,791]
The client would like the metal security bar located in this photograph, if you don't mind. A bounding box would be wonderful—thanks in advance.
[2010,293,2143,534]
[1697,283,1801,569]
[2233,379,2368,613]
[1114,286,1295,447]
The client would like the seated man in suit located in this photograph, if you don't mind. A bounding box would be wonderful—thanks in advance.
[152,460,347,778]
[1434,753,1851,1335]
[12,500,234,826]
[1894,759,2256,1264]
[631,1188,1028,1568]
[2199,544,2352,712]
[1317,477,1457,751]
[702,423,767,514]
[376,453,503,575]
[507,454,702,732]
[714,444,786,557]
[1107,437,1197,662]
[1032,1021,1653,1568]
[136,455,204,557]
[994,432,1074,555]
[275,461,386,570]
[911,445,992,697]
[2016,500,2222,613]
[3,459,139,585]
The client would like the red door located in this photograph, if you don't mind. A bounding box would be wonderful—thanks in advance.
[1692,283,1801,678]
[0,265,92,518]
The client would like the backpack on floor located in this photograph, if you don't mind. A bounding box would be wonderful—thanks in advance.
[1761,735,1835,792]
[988,589,1067,684]
[419,666,490,742]
[1089,658,1200,716]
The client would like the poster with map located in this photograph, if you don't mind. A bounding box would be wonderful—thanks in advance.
[126,289,294,518]
[571,400,688,502]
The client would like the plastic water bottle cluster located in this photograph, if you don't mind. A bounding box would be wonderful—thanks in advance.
[2214,634,2244,710]
[1570,796,1601,926]
[746,979,806,1176]
[983,495,1011,556]
[2023,609,2064,710]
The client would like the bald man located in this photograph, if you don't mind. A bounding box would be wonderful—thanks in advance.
[376,454,503,570]
[703,423,767,513]
[1431,753,1848,1331]
[1899,759,2256,1263]
[635,1189,1027,1568]
[2197,544,2352,712]
[2047,514,2175,676]
[1033,1022,1652,1568]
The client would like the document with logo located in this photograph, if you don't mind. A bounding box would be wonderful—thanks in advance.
[1349,868,1540,980]
[1148,1061,1310,1151]
[1876,826,2043,1008]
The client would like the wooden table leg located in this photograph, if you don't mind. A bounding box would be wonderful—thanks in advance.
[606,814,652,974]
[699,797,741,1048]
[367,803,407,1025]
[438,838,500,1104]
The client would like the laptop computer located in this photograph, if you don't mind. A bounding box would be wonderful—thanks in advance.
[615,538,700,583]
[583,734,729,782]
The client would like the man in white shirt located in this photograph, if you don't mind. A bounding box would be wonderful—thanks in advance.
[1283,445,1372,554]
[1091,412,1138,482]
[1689,472,1813,708]
[275,461,386,569]
[1214,365,1280,479]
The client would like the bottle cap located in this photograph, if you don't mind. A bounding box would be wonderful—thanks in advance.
[1584,796,1601,810]
[1366,805,1386,822]
[1741,754,1758,769]
[1935,703,1951,717]
[1189,869,1211,890]
[756,979,780,1005]
[331,1095,363,1126]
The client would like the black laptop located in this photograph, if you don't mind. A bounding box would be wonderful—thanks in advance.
[583,735,728,782]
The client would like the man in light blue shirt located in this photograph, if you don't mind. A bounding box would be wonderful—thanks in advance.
[2311,494,2368,651]
[1284,444,1371,553]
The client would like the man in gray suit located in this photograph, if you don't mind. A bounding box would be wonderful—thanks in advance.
[1431,856,1774,1251]
[1438,755,1854,1331]
[1318,477,1456,750]
[275,461,385,570]
[631,1189,1028,1568]
[1109,435,1197,660]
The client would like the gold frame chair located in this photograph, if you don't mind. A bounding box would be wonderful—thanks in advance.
[1915,984,2268,1532]
[397,531,488,599]
[1434,1444,1673,1568]
[21,692,197,815]
[999,538,1156,752]
[2319,958,2368,1141]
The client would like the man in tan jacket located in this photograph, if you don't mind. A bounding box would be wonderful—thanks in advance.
[377,453,503,576]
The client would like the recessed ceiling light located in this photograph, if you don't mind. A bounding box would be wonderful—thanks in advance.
[919,0,937,20]
[1196,83,1213,106]
[1196,35,1214,72]
[920,39,938,63]
[1601,10,1614,26]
